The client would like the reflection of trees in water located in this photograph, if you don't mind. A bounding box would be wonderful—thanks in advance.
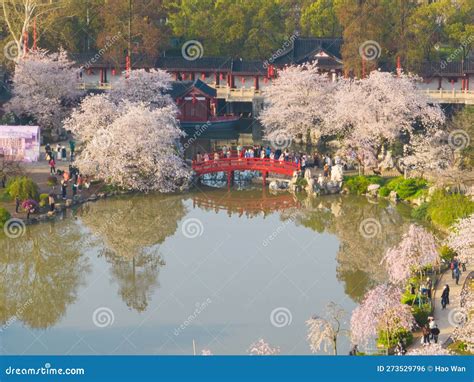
[0,221,90,329]
[78,195,185,312]
[294,196,412,302]
[78,195,186,259]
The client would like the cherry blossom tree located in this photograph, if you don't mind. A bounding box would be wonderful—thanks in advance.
[64,94,118,144]
[259,62,335,146]
[67,99,191,192]
[6,48,83,138]
[382,224,439,284]
[452,287,474,353]
[108,69,174,108]
[328,71,445,171]
[407,343,452,355]
[247,339,280,355]
[445,214,474,264]
[350,284,414,350]
[400,128,454,177]
[306,302,347,355]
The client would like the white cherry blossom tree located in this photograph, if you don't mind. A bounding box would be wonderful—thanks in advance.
[259,62,335,145]
[6,48,83,138]
[446,214,474,264]
[108,68,174,108]
[67,99,191,192]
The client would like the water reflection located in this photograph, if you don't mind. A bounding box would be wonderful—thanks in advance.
[77,195,185,311]
[0,220,90,329]
[1,189,417,353]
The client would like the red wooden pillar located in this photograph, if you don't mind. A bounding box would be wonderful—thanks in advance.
[254,76,259,90]
[466,76,469,90]
[262,171,267,186]
[230,74,235,88]
[100,68,104,84]
[438,77,442,90]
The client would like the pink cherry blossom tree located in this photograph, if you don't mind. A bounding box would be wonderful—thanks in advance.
[259,62,335,146]
[328,71,445,172]
[453,287,474,353]
[445,214,474,264]
[407,343,451,355]
[67,99,191,192]
[350,284,414,350]
[382,224,439,284]
[247,339,280,355]
[306,302,347,355]
[6,48,83,138]
[109,68,174,108]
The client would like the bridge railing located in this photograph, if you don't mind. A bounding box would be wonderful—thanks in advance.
[192,157,300,175]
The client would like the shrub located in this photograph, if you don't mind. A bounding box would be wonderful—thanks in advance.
[426,190,474,228]
[47,176,58,188]
[385,177,427,200]
[412,303,432,326]
[21,199,39,211]
[439,245,456,262]
[411,202,429,221]
[39,193,49,208]
[377,329,413,349]
[344,175,385,195]
[6,176,39,201]
[0,207,11,228]
[378,186,391,197]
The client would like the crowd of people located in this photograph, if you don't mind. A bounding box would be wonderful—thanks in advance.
[44,140,89,211]
[194,145,339,178]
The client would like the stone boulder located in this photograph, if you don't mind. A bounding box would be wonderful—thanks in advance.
[269,180,289,191]
[65,199,73,207]
[389,191,399,202]
[367,184,380,197]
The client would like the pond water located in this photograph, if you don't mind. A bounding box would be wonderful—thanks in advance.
[1,187,416,355]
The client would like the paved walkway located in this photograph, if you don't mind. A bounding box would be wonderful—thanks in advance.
[409,266,469,350]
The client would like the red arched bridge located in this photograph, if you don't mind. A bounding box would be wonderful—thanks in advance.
[192,151,300,185]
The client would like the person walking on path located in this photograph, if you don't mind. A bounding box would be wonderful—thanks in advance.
[426,277,433,300]
[454,267,461,285]
[15,196,20,213]
[441,284,450,309]
[422,324,431,345]
[48,194,55,212]
[61,180,67,200]
[49,157,56,175]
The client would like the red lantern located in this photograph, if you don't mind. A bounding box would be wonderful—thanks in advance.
[264,76,268,84]
[267,65,275,78]
[220,73,224,81]
[112,68,116,76]
[87,68,92,75]
[201,73,206,80]
[241,76,245,84]
[192,95,197,104]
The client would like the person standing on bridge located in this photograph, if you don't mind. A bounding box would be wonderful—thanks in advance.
[204,153,209,162]
[213,152,219,161]
[265,146,271,158]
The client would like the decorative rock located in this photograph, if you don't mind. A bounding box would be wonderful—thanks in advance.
[269,180,289,191]
[88,194,98,201]
[47,211,56,217]
[367,184,380,192]
[65,199,73,207]
[98,192,106,198]
[331,164,344,183]
[325,180,340,194]
[389,191,399,202]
